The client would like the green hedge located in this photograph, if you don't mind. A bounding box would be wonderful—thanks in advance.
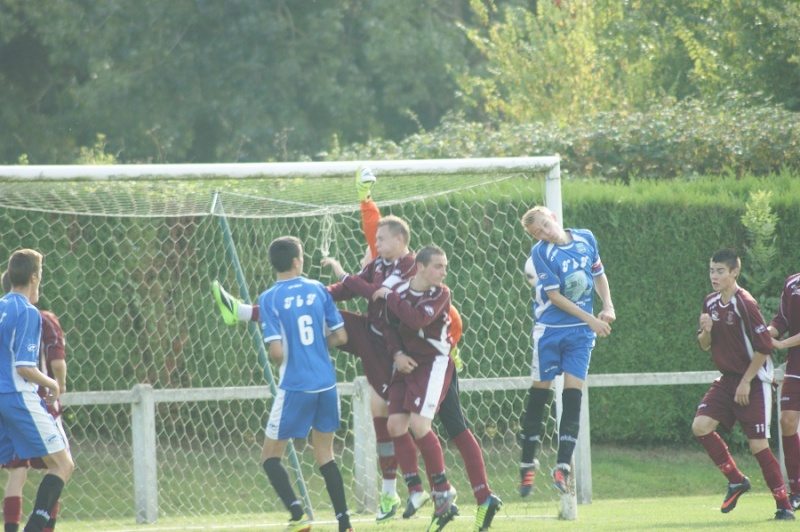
[3,172,800,446]
[333,94,800,181]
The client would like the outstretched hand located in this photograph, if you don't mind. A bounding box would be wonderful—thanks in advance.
[320,257,345,279]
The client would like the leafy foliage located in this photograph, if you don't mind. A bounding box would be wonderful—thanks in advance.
[335,95,800,180]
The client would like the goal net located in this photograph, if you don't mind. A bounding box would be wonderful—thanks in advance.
[0,158,573,527]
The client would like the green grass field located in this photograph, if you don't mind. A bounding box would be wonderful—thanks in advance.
[50,444,795,531]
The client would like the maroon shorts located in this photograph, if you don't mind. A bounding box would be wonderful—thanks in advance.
[780,376,800,412]
[388,355,453,420]
[2,457,46,470]
[695,374,772,439]
[338,311,393,400]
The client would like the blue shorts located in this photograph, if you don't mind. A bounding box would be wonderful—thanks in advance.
[265,386,340,440]
[530,323,596,382]
[0,392,67,463]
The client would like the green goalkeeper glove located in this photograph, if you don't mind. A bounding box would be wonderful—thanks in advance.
[451,346,463,372]
[356,165,377,202]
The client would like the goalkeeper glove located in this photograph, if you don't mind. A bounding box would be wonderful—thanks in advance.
[355,165,377,202]
[451,346,463,372]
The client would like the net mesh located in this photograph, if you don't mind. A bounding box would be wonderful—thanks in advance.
[0,166,567,525]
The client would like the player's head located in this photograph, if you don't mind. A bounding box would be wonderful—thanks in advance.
[415,245,447,288]
[709,248,740,291]
[376,216,411,260]
[7,249,43,303]
[521,206,563,243]
[268,236,304,274]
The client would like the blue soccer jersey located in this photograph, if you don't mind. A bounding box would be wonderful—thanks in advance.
[0,293,42,393]
[531,228,604,327]
[258,277,344,392]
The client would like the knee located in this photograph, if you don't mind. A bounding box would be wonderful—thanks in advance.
[691,418,711,437]
[780,411,800,435]
[386,417,406,439]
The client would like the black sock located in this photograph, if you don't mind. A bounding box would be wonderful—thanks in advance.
[262,458,304,521]
[320,460,351,532]
[6,524,20,532]
[23,474,63,532]
[556,388,583,465]
[403,473,423,491]
[520,387,552,464]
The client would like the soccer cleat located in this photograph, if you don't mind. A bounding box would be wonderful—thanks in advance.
[212,280,240,326]
[356,165,377,202]
[775,508,796,520]
[403,489,431,519]
[285,513,311,532]
[428,487,458,532]
[552,464,570,494]
[720,476,750,513]
[790,493,800,510]
[518,460,538,497]
[376,492,402,523]
[474,493,502,531]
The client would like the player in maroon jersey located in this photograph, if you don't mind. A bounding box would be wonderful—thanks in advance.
[768,272,800,509]
[692,249,794,520]
[1,271,69,532]
[372,245,460,531]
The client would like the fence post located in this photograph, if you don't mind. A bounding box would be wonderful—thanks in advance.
[132,383,158,523]
[352,376,377,513]
[575,385,592,504]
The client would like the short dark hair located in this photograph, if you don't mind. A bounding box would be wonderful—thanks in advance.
[711,248,741,272]
[268,236,303,273]
[7,249,42,288]
[416,245,445,266]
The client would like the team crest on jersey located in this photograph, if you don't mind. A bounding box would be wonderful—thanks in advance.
[424,305,434,316]
[576,243,587,254]
[711,310,720,321]
[726,312,735,326]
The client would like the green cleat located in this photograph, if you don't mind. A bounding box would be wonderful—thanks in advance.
[376,492,402,524]
[356,165,377,201]
[212,280,240,326]
[474,494,502,531]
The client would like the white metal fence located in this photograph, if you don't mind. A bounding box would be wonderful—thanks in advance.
[62,369,764,523]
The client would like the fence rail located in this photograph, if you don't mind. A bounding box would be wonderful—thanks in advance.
[60,370,744,523]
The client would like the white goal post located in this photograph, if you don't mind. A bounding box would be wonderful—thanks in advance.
[0,157,585,526]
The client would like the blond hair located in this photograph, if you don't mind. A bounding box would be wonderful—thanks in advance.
[521,206,552,229]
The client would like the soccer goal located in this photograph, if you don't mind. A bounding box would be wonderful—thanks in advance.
[0,157,577,526]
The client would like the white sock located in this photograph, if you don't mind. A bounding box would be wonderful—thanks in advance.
[238,303,254,321]
[383,478,397,497]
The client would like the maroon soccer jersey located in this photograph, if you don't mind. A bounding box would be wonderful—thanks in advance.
[39,310,66,418]
[700,287,774,381]
[384,282,451,361]
[770,273,800,379]
[327,252,416,336]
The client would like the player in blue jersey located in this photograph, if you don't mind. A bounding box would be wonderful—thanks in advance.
[257,237,353,532]
[0,250,73,532]
[517,206,615,496]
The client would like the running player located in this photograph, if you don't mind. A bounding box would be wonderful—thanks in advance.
[694,249,793,520]
[769,272,800,509]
